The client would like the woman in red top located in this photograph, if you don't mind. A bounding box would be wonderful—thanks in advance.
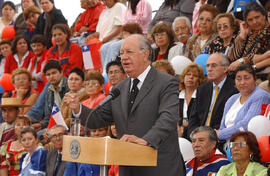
[45,24,83,77]
[4,35,35,74]
[81,70,106,109]
[29,34,48,93]
[10,68,38,115]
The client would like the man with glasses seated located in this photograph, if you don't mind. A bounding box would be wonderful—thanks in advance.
[186,126,230,176]
[46,125,67,176]
[106,60,126,89]
[187,53,238,144]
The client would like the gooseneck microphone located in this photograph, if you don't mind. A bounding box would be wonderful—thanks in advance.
[83,88,120,136]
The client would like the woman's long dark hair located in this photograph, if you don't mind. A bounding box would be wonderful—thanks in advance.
[129,0,140,14]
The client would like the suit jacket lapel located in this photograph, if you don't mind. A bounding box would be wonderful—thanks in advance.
[121,78,131,120]
[213,77,229,114]
[130,68,155,114]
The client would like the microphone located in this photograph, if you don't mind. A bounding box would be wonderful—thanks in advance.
[96,88,120,108]
[83,88,120,136]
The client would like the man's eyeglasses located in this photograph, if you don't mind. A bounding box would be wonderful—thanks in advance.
[50,132,65,139]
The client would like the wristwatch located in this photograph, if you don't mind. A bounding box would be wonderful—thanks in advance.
[237,58,244,64]
[252,64,256,70]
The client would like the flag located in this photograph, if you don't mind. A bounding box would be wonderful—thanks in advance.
[81,43,102,71]
[48,103,68,130]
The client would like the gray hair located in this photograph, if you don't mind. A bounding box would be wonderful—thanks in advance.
[131,34,152,60]
[190,126,218,143]
[213,53,230,66]
[172,16,191,30]
[48,125,67,138]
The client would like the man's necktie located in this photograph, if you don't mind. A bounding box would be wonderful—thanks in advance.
[128,78,140,114]
[206,86,219,126]
[54,153,62,176]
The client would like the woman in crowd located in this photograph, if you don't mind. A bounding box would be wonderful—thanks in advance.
[218,64,270,140]
[81,70,106,109]
[19,127,47,175]
[207,13,238,55]
[34,0,67,48]
[151,23,175,61]
[0,39,12,77]
[28,35,47,93]
[61,68,89,129]
[0,116,30,176]
[86,0,126,44]
[184,4,218,61]
[124,0,152,34]
[100,22,143,72]
[10,68,38,115]
[152,60,175,76]
[45,24,83,77]
[23,5,42,41]
[14,0,39,36]
[228,2,268,71]
[178,63,205,138]
[0,1,16,38]
[217,131,268,176]
[4,35,35,74]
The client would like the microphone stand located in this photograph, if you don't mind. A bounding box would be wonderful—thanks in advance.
[83,105,108,176]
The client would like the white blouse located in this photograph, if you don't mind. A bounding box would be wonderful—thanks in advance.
[225,97,243,128]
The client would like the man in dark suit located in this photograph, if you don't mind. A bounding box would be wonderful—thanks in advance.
[46,125,67,176]
[66,34,185,176]
[187,53,238,138]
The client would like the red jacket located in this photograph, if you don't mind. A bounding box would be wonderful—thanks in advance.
[74,1,105,33]
[29,50,48,93]
[4,51,35,74]
[45,42,83,77]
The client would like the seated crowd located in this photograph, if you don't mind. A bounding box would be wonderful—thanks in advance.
[0,0,269,175]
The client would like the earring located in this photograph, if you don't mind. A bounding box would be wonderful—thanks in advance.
[250,153,254,161]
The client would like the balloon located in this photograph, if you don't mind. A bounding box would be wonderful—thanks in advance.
[248,115,270,138]
[2,26,15,40]
[194,54,210,75]
[170,56,192,75]
[178,137,194,161]
[226,146,233,162]
[104,81,112,96]
[51,37,56,46]
[0,85,3,94]
[0,73,15,91]
[257,136,270,162]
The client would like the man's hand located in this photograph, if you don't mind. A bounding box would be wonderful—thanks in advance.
[120,134,148,146]
[32,123,43,131]
[63,92,81,114]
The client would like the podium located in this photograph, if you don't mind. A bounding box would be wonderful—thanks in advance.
[62,135,157,175]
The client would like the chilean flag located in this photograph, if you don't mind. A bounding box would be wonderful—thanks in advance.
[81,44,102,71]
[48,103,68,130]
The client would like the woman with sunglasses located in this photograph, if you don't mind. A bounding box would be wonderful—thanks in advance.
[217,131,267,176]
[207,13,237,55]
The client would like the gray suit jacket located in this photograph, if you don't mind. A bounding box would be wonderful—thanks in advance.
[46,148,66,176]
[78,67,185,176]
